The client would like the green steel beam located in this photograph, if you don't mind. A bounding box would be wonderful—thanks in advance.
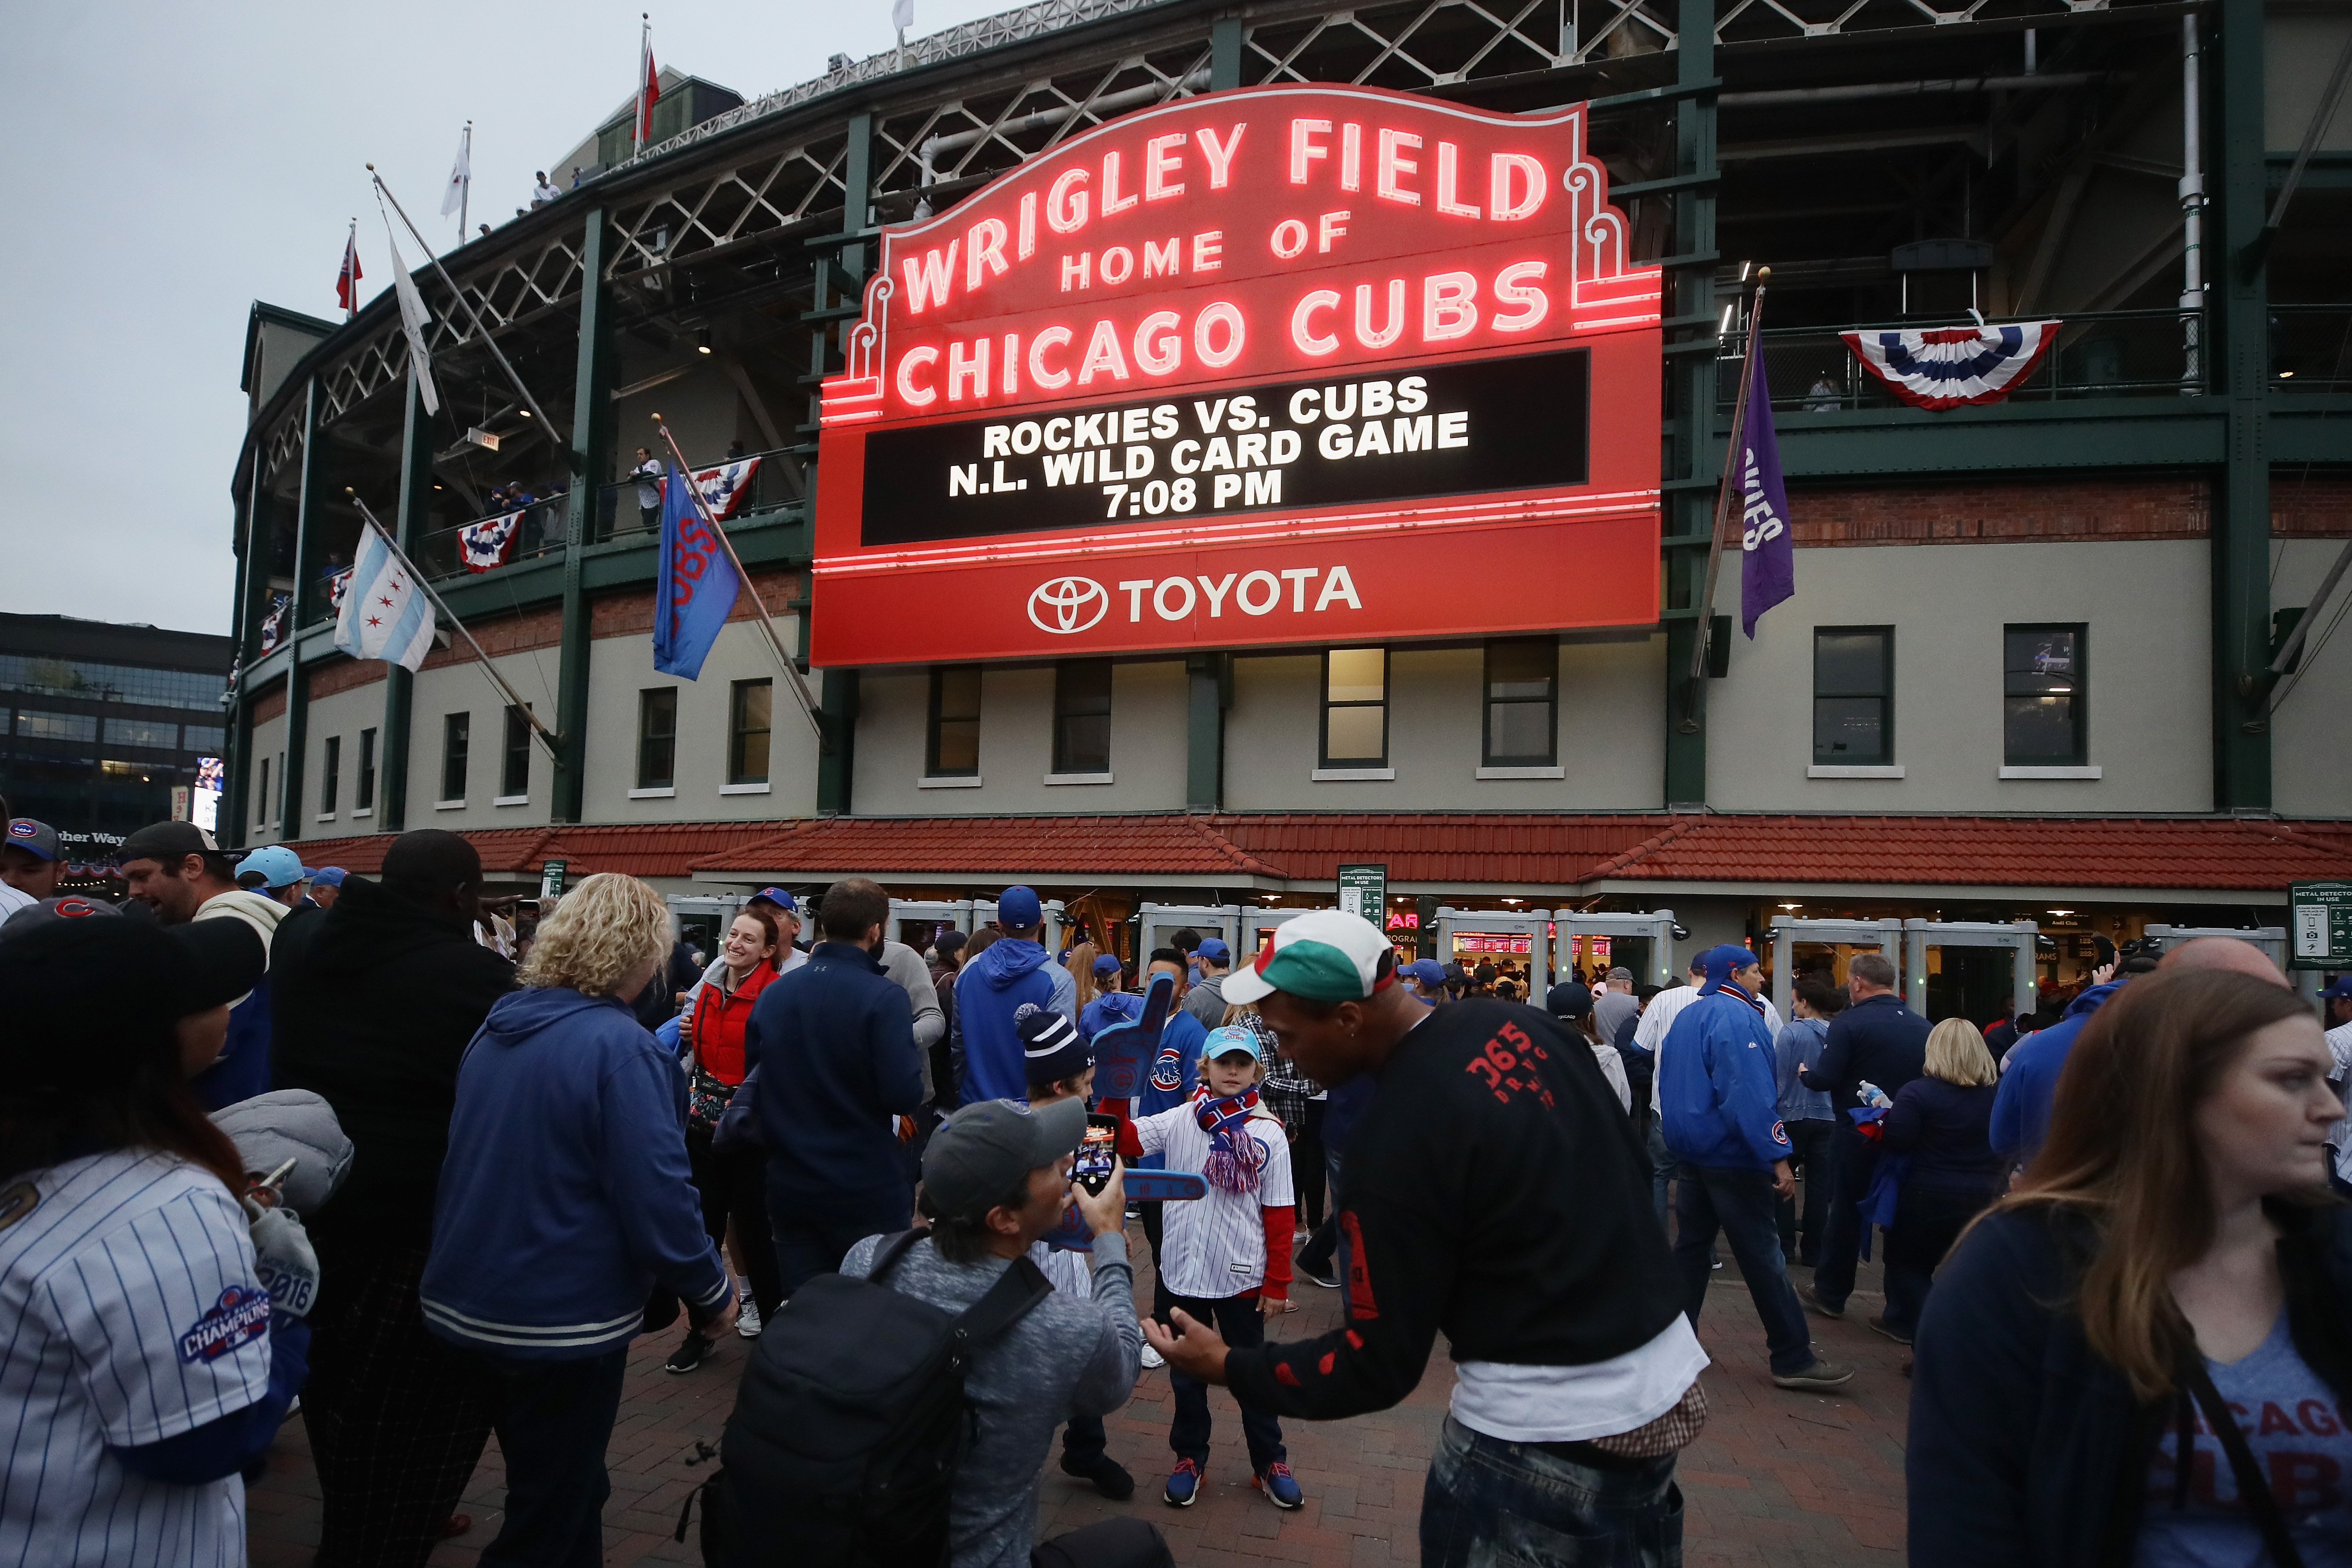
[817,670,859,814]
[379,370,433,832]
[1186,654,1225,809]
[1211,16,1244,90]
[2216,0,2271,810]
[1774,401,2229,475]
[280,379,325,842]
[1661,0,1716,809]
[554,209,612,824]
[816,114,875,815]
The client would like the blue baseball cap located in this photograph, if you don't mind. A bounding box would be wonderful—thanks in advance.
[1092,953,1123,977]
[1197,936,1231,964]
[236,845,306,891]
[1402,958,1446,988]
[750,887,798,912]
[310,866,347,888]
[2323,977,2352,1000]
[1201,1024,1262,1063]
[998,886,1042,929]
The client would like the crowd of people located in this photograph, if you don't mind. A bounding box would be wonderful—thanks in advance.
[1,805,2346,1568]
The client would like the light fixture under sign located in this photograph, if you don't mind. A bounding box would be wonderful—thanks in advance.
[465,426,501,451]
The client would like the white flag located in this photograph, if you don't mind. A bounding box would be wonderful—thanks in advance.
[383,219,443,416]
[441,129,470,216]
[334,522,438,671]
[892,0,913,30]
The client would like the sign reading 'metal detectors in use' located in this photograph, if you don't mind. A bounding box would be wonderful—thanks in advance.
[813,84,1662,665]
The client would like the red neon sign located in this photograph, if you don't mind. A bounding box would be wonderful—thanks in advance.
[813,85,1660,667]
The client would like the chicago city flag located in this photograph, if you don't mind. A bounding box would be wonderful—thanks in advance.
[334,522,438,670]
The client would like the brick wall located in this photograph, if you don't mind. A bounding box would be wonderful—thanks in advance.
[2276,474,2352,537]
[1789,477,2210,547]
[419,603,563,670]
[308,658,384,701]
[250,676,287,723]
[592,568,804,640]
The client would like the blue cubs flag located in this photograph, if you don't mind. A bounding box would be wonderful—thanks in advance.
[652,462,740,679]
[1737,345,1795,638]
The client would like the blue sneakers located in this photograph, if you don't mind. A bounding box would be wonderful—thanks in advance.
[1255,1462,1305,1510]
[1163,1457,1202,1507]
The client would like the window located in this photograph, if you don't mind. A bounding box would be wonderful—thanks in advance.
[257,756,270,825]
[1322,648,1389,767]
[1813,628,1894,766]
[105,716,178,750]
[356,728,376,811]
[1483,639,1557,767]
[502,706,532,797]
[637,688,677,789]
[2004,625,2087,766]
[927,665,982,777]
[14,710,97,743]
[440,712,469,802]
[0,654,226,712]
[183,724,225,753]
[320,735,340,814]
[1052,661,1113,775]
[729,680,772,785]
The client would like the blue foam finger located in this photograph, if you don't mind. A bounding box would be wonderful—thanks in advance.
[1092,972,1174,1102]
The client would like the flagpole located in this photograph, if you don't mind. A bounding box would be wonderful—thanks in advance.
[650,416,826,743]
[1684,269,1769,712]
[368,166,570,446]
[346,491,565,761]
[637,15,651,156]
[459,122,472,239]
[345,218,357,322]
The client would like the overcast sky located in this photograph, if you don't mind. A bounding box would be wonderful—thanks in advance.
[0,0,1014,636]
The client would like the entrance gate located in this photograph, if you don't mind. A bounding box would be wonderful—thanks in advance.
[1556,910,1680,990]
[1768,918,1903,1025]
[2144,924,2314,1003]
[971,897,1067,955]
[1138,903,1242,965]
[1239,905,1335,959]
[1434,908,1551,995]
[1904,919,2038,1024]
[889,898,972,955]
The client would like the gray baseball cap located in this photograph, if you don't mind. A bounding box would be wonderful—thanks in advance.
[920,1097,1087,1223]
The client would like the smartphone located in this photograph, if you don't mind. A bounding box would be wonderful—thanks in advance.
[1075,1114,1119,1195]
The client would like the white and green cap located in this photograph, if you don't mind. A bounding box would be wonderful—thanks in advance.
[1222,910,1396,1006]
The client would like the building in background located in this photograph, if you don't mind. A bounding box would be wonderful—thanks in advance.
[219,0,2352,1012]
[0,613,233,881]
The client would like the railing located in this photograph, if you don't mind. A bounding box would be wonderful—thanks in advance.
[592,445,804,546]
[1719,309,2212,414]
[2271,306,2352,393]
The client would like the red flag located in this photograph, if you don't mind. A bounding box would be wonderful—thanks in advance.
[336,230,363,312]
[638,41,660,146]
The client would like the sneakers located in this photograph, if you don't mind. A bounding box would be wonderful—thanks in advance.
[1061,1452,1135,1501]
[1771,1356,1857,1391]
[1798,1283,1845,1319]
[1295,1258,1340,1289]
[1163,1458,1202,1507]
[736,1297,763,1340]
[1139,1343,1166,1369]
[1865,1315,1912,1346]
[1254,1462,1305,1510]
[664,1329,715,1374]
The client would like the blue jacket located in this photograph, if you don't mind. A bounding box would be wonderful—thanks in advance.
[744,940,924,1218]
[1801,992,1931,1113]
[192,980,274,1112]
[954,938,1073,1103]
[1989,981,2122,1164]
[1079,990,1140,1045]
[1659,984,1793,1171]
[422,987,730,1360]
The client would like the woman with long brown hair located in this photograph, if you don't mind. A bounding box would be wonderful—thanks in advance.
[1908,969,2352,1567]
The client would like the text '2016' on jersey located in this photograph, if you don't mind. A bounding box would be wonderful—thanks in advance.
[812,84,1662,667]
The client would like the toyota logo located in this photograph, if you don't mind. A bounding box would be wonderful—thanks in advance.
[1027,576,1109,635]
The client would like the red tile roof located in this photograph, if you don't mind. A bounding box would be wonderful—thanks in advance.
[285,823,783,880]
[697,814,1283,879]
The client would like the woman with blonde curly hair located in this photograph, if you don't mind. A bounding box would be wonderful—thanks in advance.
[421,873,737,1563]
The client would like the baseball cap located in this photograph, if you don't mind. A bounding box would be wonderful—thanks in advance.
[236,845,306,891]
[1402,958,1446,988]
[1546,981,1594,1019]
[119,819,222,866]
[1197,937,1231,964]
[997,885,1042,929]
[1201,1024,1262,1063]
[1019,1009,1092,1084]
[1701,945,1761,986]
[0,918,267,1091]
[750,887,798,913]
[4,819,59,862]
[1223,909,1395,1006]
[310,866,348,888]
[0,894,124,937]
[2322,977,2352,1000]
[921,1097,1088,1222]
[1092,952,1123,977]
[1442,961,1468,986]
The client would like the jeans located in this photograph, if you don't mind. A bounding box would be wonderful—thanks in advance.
[1645,1118,1675,1230]
[1296,1098,1328,1230]
[477,1348,629,1568]
[1162,1293,1285,1473]
[1673,1165,1815,1376]
[1296,1145,1347,1280]
[1422,1413,1682,1568]
[686,1123,782,1321]
[1880,1182,1997,1335]
[1809,1121,1877,1311]
[1062,1412,1109,1465]
[1774,1120,1839,1267]
[771,1198,907,1300]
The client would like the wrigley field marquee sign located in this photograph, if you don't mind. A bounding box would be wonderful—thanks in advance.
[812,85,1662,665]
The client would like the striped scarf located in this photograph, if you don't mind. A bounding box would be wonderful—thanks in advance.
[1190,1085,1267,1194]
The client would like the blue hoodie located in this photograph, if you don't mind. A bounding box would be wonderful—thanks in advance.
[954,939,1076,1103]
[422,987,731,1360]
[1659,983,1794,1171]
[1989,981,2123,1165]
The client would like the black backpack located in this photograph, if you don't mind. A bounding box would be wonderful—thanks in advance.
[687,1229,1051,1568]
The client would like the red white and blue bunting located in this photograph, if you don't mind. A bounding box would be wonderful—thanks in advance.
[689,456,761,521]
[328,567,354,617]
[459,510,523,572]
[1839,318,2061,411]
[258,593,291,655]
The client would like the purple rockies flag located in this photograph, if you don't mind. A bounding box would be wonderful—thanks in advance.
[1738,346,1795,637]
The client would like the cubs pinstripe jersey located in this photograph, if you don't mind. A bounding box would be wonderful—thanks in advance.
[1129,1103,1293,1298]
[0,1150,272,1567]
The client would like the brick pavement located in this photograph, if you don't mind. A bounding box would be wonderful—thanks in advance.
[249,1224,1908,1568]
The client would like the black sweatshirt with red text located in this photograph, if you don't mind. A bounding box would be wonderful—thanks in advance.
[1223,1000,1684,1421]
